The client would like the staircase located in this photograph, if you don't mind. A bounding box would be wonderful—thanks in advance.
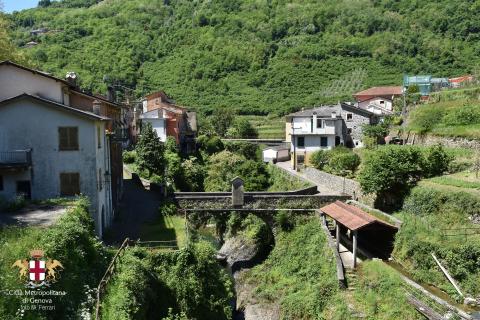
[345,269,358,291]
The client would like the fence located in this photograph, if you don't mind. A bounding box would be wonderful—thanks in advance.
[0,150,31,164]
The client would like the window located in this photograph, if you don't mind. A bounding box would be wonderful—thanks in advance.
[97,126,101,149]
[297,136,305,148]
[98,168,103,191]
[60,173,80,196]
[320,137,328,147]
[0,175,3,191]
[58,127,79,151]
[347,128,353,134]
[316,119,324,128]
[346,113,353,121]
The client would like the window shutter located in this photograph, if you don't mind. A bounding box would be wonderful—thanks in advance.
[59,128,68,150]
[70,128,79,150]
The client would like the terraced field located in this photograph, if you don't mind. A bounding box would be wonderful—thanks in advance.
[241,115,286,139]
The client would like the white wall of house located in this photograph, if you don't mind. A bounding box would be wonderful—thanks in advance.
[291,116,337,135]
[0,99,111,236]
[358,97,393,113]
[142,118,167,142]
[0,64,66,104]
[290,135,335,152]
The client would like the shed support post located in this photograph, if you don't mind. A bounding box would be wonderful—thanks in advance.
[335,223,340,251]
[352,230,358,268]
[321,213,326,226]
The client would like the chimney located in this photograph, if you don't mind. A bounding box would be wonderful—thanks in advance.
[107,86,115,102]
[331,111,337,118]
[93,100,101,115]
[65,72,78,87]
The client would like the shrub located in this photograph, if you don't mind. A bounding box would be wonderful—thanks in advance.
[310,150,329,170]
[421,144,452,177]
[197,135,224,155]
[159,200,178,217]
[325,151,360,176]
[310,147,360,176]
[122,150,136,164]
[442,105,480,126]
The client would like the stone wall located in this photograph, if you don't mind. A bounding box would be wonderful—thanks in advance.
[303,167,361,198]
[413,134,480,149]
[175,194,350,210]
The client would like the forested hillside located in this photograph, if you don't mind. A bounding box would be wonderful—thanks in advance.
[4,0,480,115]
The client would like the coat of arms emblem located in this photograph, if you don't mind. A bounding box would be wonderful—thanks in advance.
[12,250,64,288]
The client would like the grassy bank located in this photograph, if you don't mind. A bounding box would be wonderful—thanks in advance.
[101,242,233,320]
[393,185,480,298]
[238,217,338,318]
[0,198,110,319]
[407,99,480,138]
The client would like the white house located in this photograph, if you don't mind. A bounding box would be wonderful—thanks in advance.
[139,108,167,142]
[0,94,113,236]
[353,86,403,115]
[285,104,377,168]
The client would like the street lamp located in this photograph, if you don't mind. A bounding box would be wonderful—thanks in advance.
[291,119,302,171]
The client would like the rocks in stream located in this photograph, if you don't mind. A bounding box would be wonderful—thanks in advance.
[218,235,262,272]
[235,270,280,320]
[218,235,279,320]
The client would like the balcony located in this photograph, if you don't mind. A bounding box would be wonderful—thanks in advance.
[0,150,32,171]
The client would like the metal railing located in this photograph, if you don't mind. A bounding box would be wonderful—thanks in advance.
[0,149,32,165]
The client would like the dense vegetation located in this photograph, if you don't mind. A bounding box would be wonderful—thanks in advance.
[310,146,361,177]
[325,260,420,319]
[407,97,480,138]
[238,217,339,318]
[0,198,110,319]
[101,242,233,320]
[393,186,480,298]
[5,0,480,115]
[357,144,452,210]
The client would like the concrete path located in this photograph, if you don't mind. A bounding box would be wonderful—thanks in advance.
[275,161,342,196]
[103,170,162,245]
[338,243,362,269]
[0,205,67,227]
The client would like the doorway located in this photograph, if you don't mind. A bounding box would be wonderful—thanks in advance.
[16,181,31,200]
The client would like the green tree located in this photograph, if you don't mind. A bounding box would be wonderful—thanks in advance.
[135,122,165,177]
[421,144,452,178]
[211,107,234,137]
[204,150,269,191]
[180,157,205,191]
[226,118,258,138]
[358,146,424,209]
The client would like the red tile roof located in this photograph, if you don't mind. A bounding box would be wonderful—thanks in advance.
[353,86,403,97]
[319,201,397,231]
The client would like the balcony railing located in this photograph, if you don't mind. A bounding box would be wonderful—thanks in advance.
[0,150,32,167]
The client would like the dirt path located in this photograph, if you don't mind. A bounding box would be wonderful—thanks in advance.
[103,171,162,245]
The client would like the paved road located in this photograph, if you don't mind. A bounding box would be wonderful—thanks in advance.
[275,161,342,196]
[0,205,67,227]
[103,170,161,245]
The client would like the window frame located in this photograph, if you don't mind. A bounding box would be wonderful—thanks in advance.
[297,136,305,148]
[58,127,79,151]
[320,137,328,147]
[316,119,324,128]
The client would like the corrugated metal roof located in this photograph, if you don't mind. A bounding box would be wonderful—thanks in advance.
[319,201,397,231]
